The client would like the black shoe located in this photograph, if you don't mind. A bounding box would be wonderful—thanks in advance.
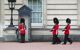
[56,42,61,44]
[70,42,72,44]
[52,43,56,44]
[62,43,66,45]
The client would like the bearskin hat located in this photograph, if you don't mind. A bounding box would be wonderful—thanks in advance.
[66,18,71,24]
[20,18,25,23]
[53,18,59,24]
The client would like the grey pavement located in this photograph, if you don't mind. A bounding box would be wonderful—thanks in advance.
[0,42,80,50]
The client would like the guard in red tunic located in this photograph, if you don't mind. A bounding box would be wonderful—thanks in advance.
[62,18,72,44]
[18,18,26,43]
[51,18,61,44]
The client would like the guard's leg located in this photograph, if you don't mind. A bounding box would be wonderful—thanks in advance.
[63,34,68,44]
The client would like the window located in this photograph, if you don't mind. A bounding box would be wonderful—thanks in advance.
[28,0,43,26]
[0,1,1,23]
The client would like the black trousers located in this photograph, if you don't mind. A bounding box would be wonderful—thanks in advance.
[21,34,25,43]
[63,34,72,44]
[52,35,61,44]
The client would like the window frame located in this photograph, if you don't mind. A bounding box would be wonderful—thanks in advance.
[28,0,44,27]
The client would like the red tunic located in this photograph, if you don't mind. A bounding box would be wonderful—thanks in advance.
[52,24,59,35]
[64,24,70,34]
[18,24,25,35]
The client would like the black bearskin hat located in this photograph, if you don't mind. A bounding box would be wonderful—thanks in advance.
[53,18,59,24]
[20,18,25,23]
[66,18,71,24]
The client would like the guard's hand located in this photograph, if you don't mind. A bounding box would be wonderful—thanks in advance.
[62,30,65,31]
[19,31,20,33]
[50,30,53,32]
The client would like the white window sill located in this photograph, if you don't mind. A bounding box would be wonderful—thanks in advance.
[31,23,43,28]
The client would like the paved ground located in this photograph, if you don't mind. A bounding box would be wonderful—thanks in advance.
[0,42,80,50]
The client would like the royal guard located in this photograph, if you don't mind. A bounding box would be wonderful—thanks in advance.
[18,18,26,43]
[50,18,61,44]
[62,18,72,44]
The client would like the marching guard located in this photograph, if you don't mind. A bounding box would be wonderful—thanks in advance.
[62,18,72,44]
[50,18,61,44]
